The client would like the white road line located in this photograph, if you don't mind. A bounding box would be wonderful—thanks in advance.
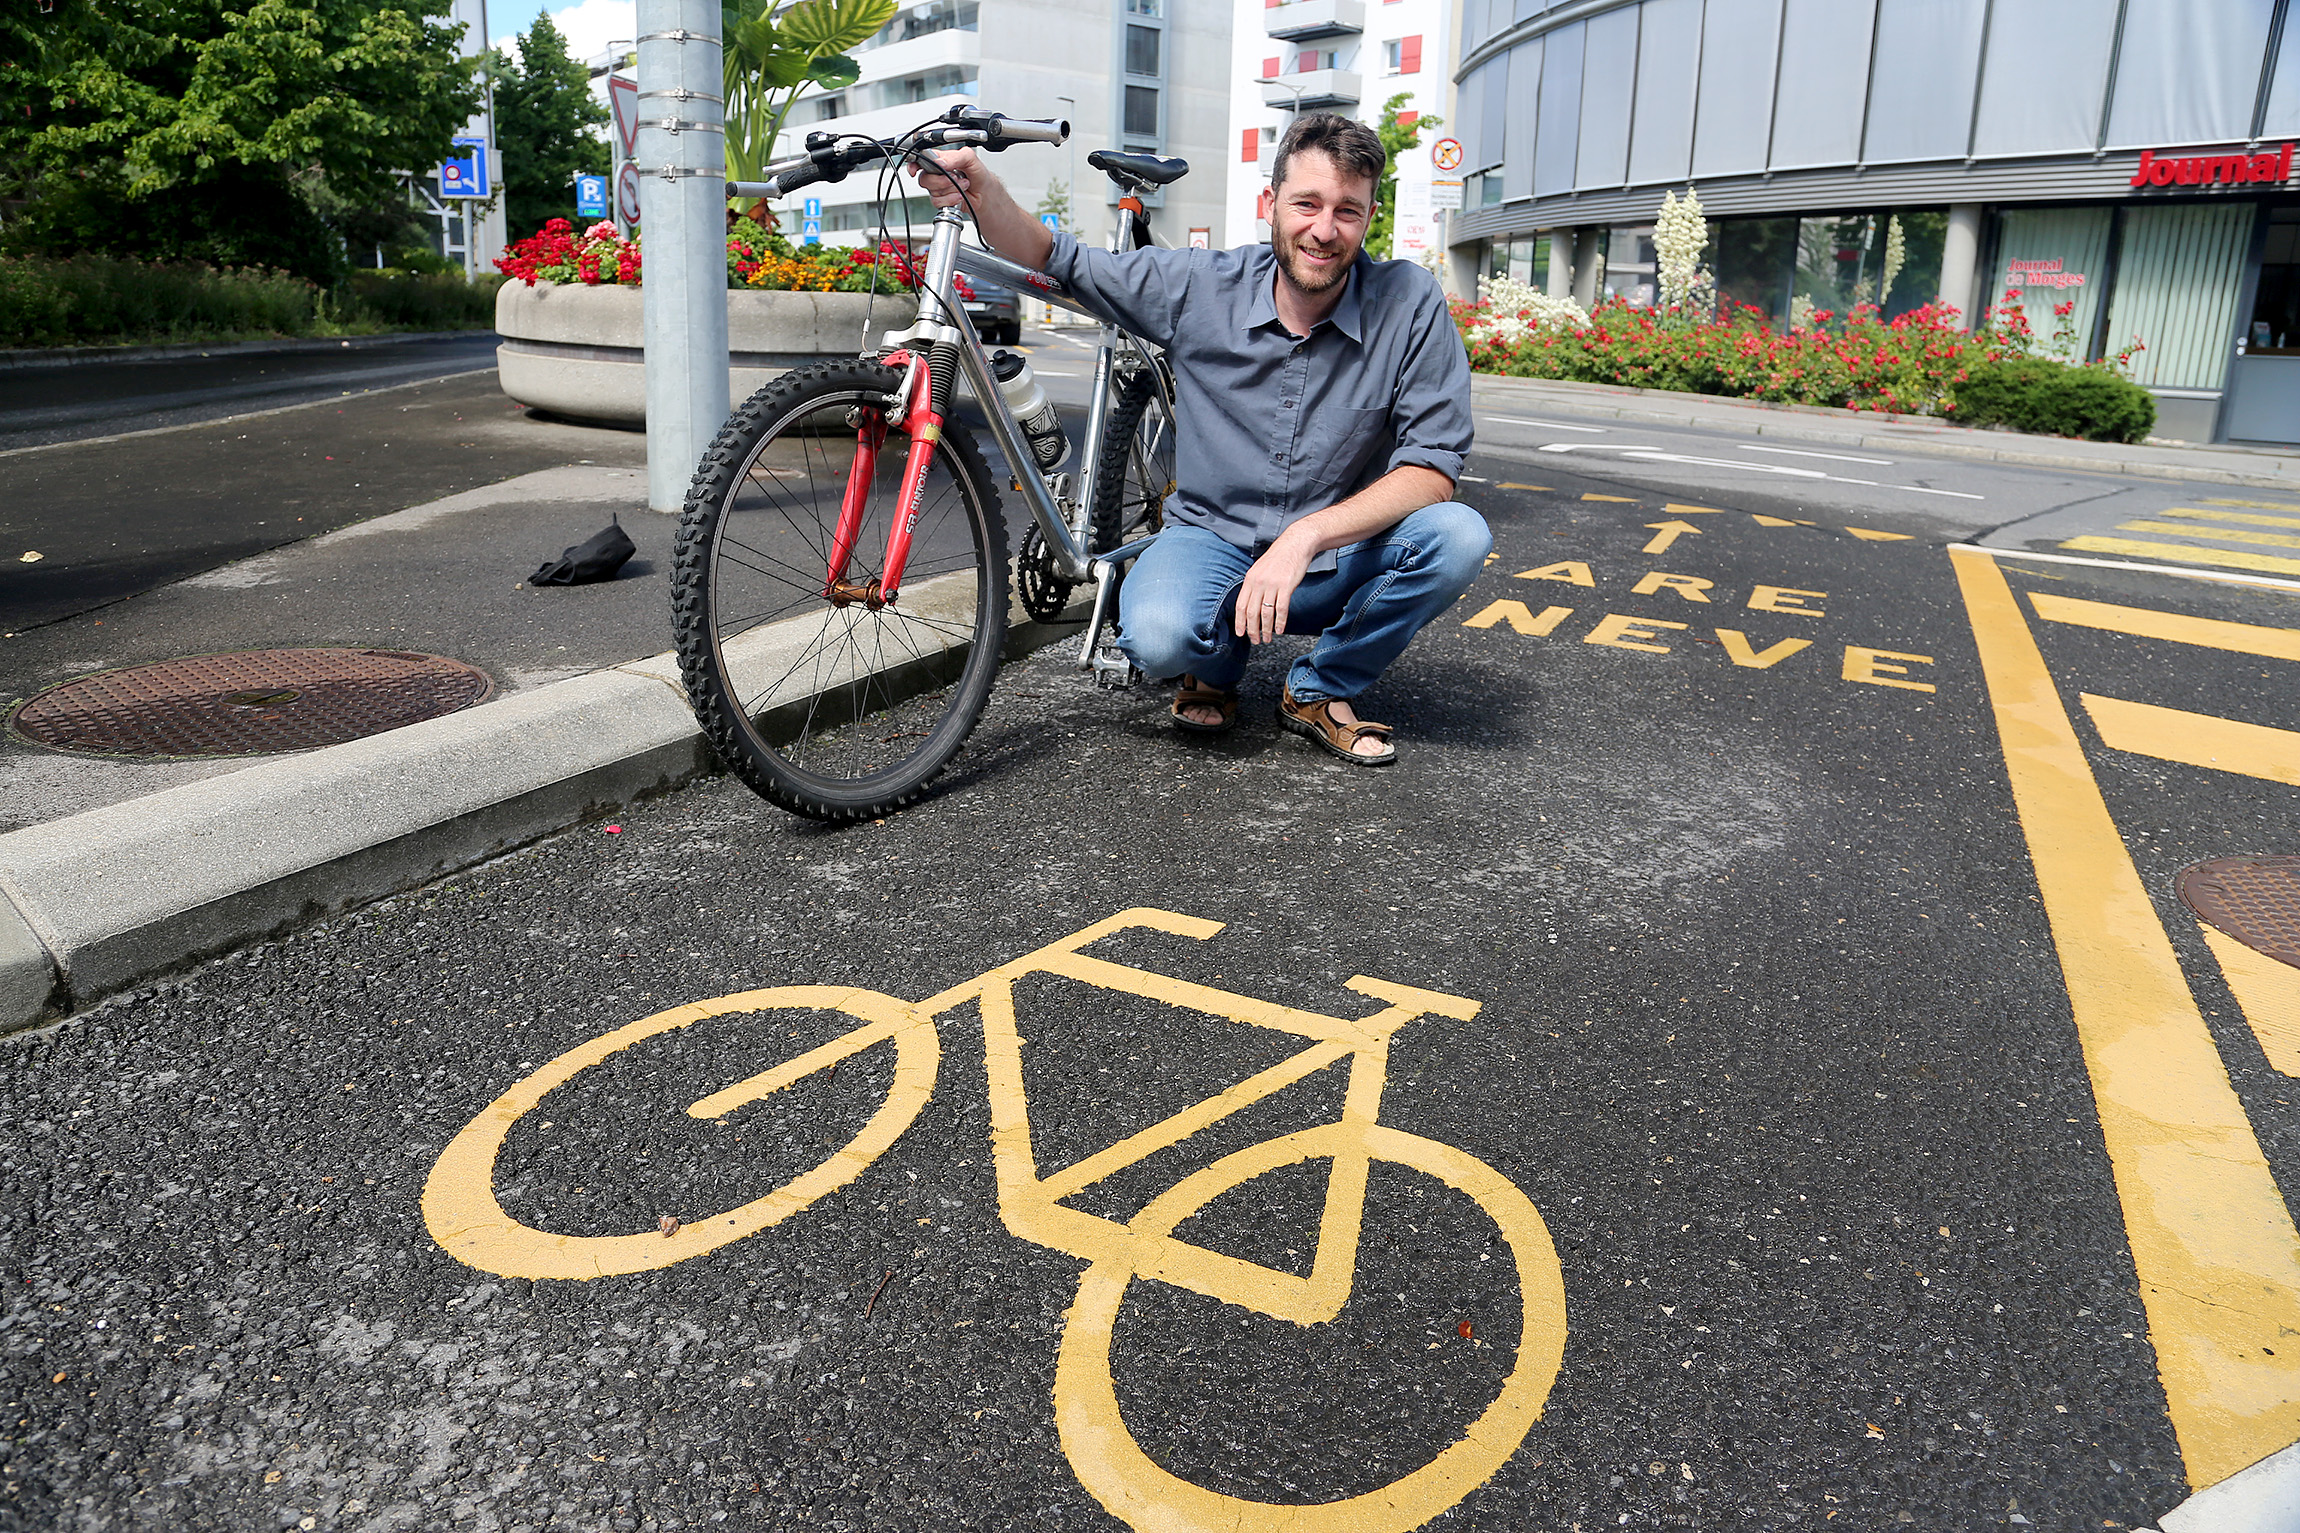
[1881,482,1986,500]
[1482,416,1608,432]
[1950,543,2300,593]
[1459,474,1491,482]
[1739,444,1896,465]
[1535,441,1985,499]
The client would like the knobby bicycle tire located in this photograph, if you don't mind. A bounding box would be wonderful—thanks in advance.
[1090,360,1175,556]
[672,359,1010,822]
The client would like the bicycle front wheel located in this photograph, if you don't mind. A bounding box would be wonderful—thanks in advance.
[673,359,1010,821]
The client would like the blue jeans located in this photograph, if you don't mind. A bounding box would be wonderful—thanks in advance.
[1115,503,1492,705]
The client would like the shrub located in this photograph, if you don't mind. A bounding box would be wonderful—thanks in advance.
[1944,357,2156,443]
[342,270,504,329]
[496,215,917,293]
[0,256,321,346]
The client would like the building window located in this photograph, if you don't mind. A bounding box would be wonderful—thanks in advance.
[813,94,845,123]
[1384,38,1400,72]
[1390,35,1420,73]
[1126,0,1160,14]
[1125,23,1160,76]
[1124,85,1159,139]
[2250,210,2300,355]
[856,0,979,52]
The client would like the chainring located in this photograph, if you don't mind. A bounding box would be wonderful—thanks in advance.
[1016,524,1077,622]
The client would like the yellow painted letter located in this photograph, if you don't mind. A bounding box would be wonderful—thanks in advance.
[1515,561,1596,587]
[1843,646,1936,692]
[1750,585,1828,616]
[1631,571,1715,602]
[1714,629,1813,669]
[1586,613,1689,654]
[1463,600,1574,636]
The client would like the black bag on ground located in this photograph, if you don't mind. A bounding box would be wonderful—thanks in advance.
[530,520,636,585]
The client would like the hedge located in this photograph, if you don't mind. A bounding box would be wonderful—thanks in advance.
[0,255,503,349]
[1941,356,2156,444]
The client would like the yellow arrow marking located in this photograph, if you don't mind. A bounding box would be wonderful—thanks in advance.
[1751,514,1812,527]
[1845,527,1913,542]
[1665,503,1729,515]
[1640,520,1705,555]
[1496,482,1554,492]
[1583,493,1638,503]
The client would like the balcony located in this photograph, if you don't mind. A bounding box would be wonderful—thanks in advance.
[1264,0,1364,42]
[1261,68,1361,110]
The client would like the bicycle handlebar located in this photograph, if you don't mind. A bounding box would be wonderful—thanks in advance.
[738,107,1069,201]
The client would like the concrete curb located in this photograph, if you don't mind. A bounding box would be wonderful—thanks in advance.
[0,613,1084,1036]
[0,330,491,371]
[2150,1438,2300,1532]
[1467,375,2300,491]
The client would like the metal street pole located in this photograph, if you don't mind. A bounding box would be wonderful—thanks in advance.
[636,0,729,514]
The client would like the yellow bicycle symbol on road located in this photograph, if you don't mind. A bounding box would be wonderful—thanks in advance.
[424,908,1568,1532]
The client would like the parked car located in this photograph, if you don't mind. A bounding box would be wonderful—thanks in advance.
[957,271,1022,346]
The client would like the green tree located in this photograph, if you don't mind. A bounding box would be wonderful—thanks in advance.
[495,13,609,238]
[2,0,482,282]
[1368,92,1439,262]
[1035,178,1071,231]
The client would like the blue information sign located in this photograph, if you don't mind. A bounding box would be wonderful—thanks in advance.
[1041,213,1060,229]
[574,174,609,218]
[439,137,491,199]
[804,197,822,219]
[800,217,822,246]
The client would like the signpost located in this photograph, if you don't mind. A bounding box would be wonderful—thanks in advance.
[803,197,822,246]
[439,138,490,199]
[609,74,640,234]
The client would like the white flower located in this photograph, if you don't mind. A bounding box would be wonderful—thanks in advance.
[1467,273,1588,342]
[1655,188,1710,316]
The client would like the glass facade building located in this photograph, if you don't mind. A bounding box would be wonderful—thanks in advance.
[1448,0,2300,444]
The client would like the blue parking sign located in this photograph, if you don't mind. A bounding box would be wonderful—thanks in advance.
[574,174,608,217]
[440,137,490,199]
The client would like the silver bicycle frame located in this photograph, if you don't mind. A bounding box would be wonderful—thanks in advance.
[895,207,1169,666]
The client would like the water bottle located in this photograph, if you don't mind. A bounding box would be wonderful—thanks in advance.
[991,349,1070,471]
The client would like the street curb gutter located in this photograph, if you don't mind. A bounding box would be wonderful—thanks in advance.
[0,330,492,371]
[0,616,1082,1037]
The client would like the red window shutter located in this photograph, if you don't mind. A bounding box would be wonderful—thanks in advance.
[1262,54,1281,78]
[1400,35,1422,72]
[1397,110,1419,129]
[1242,128,1259,162]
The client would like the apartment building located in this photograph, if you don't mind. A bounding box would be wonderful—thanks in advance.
[1223,0,1454,250]
[777,0,1233,253]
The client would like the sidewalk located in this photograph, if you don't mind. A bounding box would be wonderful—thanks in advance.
[1467,373,2300,490]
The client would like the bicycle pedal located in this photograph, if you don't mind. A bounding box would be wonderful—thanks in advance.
[1085,639,1141,690]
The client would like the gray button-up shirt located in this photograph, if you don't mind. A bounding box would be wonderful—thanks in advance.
[1041,230,1474,573]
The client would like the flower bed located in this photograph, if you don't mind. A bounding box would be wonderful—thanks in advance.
[497,216,921,296]
[1453,278,2157,444]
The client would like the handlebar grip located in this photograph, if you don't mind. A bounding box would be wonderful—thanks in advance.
[991,116,1068,145]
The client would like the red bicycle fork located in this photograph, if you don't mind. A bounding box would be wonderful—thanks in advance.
[825,349,939,608]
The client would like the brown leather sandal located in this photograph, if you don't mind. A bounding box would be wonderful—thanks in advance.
[1278,687,1396,766]
[1171,675,1238,735]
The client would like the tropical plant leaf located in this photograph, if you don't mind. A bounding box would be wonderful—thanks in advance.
[779,0,899,56]
[805,53,862,89]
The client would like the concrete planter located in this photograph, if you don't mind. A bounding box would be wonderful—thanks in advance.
[494,281,918,427]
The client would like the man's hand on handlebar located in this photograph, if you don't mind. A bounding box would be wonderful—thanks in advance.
[907,147,1054,272]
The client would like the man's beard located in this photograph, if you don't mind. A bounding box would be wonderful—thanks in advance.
[1274,223,1354,295]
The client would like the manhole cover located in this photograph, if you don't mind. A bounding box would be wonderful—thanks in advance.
[2177,855,2300,971]
[7,648,495,759]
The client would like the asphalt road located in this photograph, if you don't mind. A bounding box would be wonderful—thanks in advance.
[8,402,2298,1530]
[0,334,503,453]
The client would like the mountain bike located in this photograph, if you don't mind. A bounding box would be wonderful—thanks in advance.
[671,105,1180,823]
[423,906,1568,1533]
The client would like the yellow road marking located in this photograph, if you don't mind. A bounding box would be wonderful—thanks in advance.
[1845,527,1914,541]
[1714,629,1811,669]
[2195,925,2300,1078]
[1631,571,1714,601]
[2059,535,2300,578]
[1953,548,2300,1489]
[1842,647,1935,692]
[1665,503,1729,514]
[2080,694,2300,785]
[2028,593,2300,663]
[2161,506,2300,532]
[1641,520,1704,555]
[1463,600,1574,635]
[1583,493,1637,503]
[1751,514,1812,527]
[1749,585,1828,616]
[1513,560,1594,586]
[2119,519,2300,552]
[1585,613,1687,652]
[1496,482,1553,492]
[2205,498,2300,513]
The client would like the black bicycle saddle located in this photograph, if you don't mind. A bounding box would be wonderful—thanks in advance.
[1088,149,1190,187]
